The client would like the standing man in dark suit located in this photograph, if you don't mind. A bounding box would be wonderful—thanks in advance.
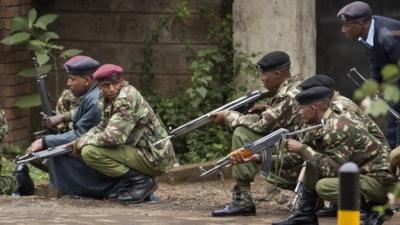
[337,1,400,149]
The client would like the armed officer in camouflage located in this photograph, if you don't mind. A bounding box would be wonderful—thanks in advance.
[0,107,34,196]
[273,86,394,225]
[211,51,303,216]
[297,74,388,217]
[298,74,386,143]
[69,64,175,203]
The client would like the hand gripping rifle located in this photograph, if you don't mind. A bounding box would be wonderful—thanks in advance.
[153,90,267,146]
[199,123,324,177]
[15,145,72,165]
[346,67,400,120]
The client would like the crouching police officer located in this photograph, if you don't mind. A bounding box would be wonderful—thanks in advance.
[73,64,175,203]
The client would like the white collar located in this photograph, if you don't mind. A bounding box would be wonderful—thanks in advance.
[358,18,375,47]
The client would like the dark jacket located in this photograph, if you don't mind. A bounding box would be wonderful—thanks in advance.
[43,83,101,147]
[367,15,400,83]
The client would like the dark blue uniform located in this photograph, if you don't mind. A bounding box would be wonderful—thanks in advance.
[367,15,400,149]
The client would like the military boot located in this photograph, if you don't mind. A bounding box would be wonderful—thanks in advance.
[361,208,393,225]
[212,184,256,217]
[272,188,319,225]
[13,164,35,196]
[317,202,337,217]
[117,170,158,204]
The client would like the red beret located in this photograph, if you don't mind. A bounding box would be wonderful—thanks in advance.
[93,64,123,82]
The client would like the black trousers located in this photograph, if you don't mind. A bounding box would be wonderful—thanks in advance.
[47,155,125,198]
[385,103,400,149]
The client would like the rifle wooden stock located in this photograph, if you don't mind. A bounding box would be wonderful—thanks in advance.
[200,123,324,177]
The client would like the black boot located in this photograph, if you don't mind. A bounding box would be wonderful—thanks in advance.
[317,202,337,217]
[117,170,157,204]
[272,188,319,225]
[13,164,35,196]
[212,185,256,217]
[361,207,393,225]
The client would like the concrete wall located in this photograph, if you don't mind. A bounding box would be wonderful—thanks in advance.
[36,0,225,96]
[233,0,316,89]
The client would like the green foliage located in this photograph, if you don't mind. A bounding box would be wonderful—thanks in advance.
[393,182,400,200]
[144,3,258,163]
[382,64,400,82]
[1,143,48,183]
[0,8,82,108]
[365,99,389,117]
[14,94,41,108]
[1,157,48,183]
[353,64,400,117]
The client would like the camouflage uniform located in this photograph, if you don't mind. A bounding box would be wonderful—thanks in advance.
[0,107,16,195]
[224,76,303,207]
[331,91,386,143]
[77,82,175,177]
[298,108,393,204]
[55,89,78,132]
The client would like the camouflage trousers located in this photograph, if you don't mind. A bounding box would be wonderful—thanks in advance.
[81,144,164,178]
[0,176,16,195]
[304,161,388,205]
[0,162,17,195]
[231,126,300,190]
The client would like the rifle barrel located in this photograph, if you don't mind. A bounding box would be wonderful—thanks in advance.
[347,67,400,120]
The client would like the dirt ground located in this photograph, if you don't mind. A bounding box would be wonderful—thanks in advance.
[0,176,398,225]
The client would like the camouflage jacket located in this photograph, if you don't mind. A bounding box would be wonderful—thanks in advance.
[77,82,175,172]
[331,91,386,144]
[0,107,8,143]
[299,108,392,185]
[56,88,78,132]
[0,106,8,172]
[226,76,302,134]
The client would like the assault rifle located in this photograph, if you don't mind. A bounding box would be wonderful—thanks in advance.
[153,90,268,146]
[15,145,71,165]
[33,57,53,117]
[33,57,54,137]
[346,67,400,120]
[199,123,324,177]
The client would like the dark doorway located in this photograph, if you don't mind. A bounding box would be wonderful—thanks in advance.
[316,0,400,98]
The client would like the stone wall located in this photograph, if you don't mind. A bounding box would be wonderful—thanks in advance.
[36,0,225,96]
[233,0,316,89]
[0,0,32,144]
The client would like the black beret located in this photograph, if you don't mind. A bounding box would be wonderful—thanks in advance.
[337,1,372,23]
[63,56,100,76]
[298,74,335,90]
[256,51,290,72]
[295,86,334,105]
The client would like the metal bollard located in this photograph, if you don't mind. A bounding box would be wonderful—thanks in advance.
[338,162,360,225]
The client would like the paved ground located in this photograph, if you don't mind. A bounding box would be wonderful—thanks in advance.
[0,176,398,225]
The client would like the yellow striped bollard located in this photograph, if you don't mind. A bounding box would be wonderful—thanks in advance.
[338,162,360,225]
